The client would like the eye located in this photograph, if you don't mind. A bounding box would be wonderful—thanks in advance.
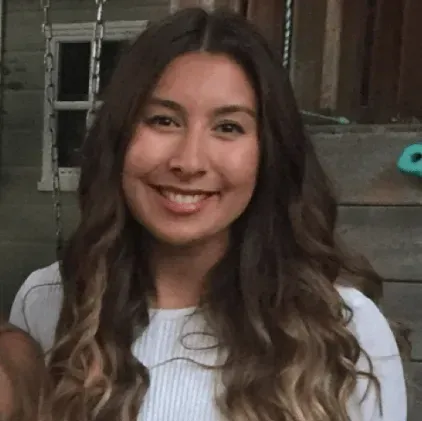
[145,115,180,128]
[215,122,245,135]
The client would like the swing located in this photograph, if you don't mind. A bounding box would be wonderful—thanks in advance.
[40,0,108,262]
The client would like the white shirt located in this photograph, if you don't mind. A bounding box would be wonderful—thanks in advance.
[9,262,407,421]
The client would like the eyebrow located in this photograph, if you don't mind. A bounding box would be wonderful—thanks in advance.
[147,96,256,119]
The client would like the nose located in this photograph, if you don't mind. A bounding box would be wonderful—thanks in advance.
[168,127,208,178]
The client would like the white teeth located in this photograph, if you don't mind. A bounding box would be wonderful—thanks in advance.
[162,190,206,204]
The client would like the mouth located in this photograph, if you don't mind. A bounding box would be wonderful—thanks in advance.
[151,185,218,213]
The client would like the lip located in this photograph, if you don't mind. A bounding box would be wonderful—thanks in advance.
[150,185,218,215]
[152,184,217,195]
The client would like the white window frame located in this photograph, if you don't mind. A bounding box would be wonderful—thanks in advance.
[38,20,149,192]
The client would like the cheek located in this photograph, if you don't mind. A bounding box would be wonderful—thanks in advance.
[123,127,163,175]
[123,144,144,176]
[223,142,259,190]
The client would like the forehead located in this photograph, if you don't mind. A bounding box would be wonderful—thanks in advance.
[152,52,256,109]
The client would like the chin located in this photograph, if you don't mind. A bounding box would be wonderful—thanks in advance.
[164,238,201,247]
[148,225,228,249]
[143,225,199,243]
[155,234,208,248]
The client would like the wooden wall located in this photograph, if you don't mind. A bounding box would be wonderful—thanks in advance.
[0,0,170,312]
[0,0,420,417]
[292,0,422,124]
[247,6,422,414]
[312,125,422,419]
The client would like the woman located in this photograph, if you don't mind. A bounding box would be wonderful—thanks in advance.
[0,322,48,420]
[9,7,407,421]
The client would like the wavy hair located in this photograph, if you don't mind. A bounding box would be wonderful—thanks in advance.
[46,7,409,421]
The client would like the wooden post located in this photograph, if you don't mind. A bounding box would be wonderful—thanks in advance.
[397,0,422,121]
[319,0,343,113]
[220,0,243,12]
[366,0,404,122]
[170,0,216,13]
[289,0,328,111]
[244,0,285,50]
[335,0,367,120]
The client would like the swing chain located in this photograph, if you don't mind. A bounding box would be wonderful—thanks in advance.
[40,0,63,259]
[282,0,293,70]
[87,0,107,124]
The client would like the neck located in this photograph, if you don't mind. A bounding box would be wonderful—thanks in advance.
[150,234,228,309]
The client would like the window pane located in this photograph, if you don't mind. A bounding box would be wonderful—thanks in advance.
[57,110,87,167]
[58,42,90,101]
[99,40,127,96]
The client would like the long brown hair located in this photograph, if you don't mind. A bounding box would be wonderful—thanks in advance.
[0,322,49,421]
[46,7,409,421]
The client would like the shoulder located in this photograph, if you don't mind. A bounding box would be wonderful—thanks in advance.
[335,286,407,421]
[335,285,399,357]
[9,262,63,352]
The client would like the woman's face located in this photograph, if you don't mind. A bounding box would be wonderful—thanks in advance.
[122,52,259,246]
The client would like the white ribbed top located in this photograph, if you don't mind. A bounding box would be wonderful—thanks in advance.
[135,308,223,420]
[9,262,407,421]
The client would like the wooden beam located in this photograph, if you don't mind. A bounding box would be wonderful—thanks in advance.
[289,0,327,111]
[361,0,404,123]
[406,363,422,421]
[0,0,4,93]
[397,0,422,120]
[336,0,367,120]
[319,0,343,112]
[215,0,242,10]
[337,205,422,281]
[312,131,422,205]
[383,282,422,361]
[245,0,285,50]
[170,0,216,13]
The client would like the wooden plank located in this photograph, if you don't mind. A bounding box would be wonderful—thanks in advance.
[337,206,422,281]
[171,0,233,11]
[2,90,43,131]
[363,0,404,122]
[397,0,422,120]
[3,51,45,92]
[245,0,285,50]
[382,282,422,361]
[313,131,422,205]
[5,5,169,52]
[1,130,43,167]
[0,167,77,206]
[170,0,207,11]
[0,203,79,243]
[7,0,168,12]
[215,0,239,9]
[290,0,327,111]
[336,0,366,120]
[407,362,422,421]
[0,242,57,317]
[319,0,343,111]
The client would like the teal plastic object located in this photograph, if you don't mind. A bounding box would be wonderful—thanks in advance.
[397,143,422,178]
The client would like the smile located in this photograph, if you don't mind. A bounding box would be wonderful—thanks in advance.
[152,186,217,215]
[160,190,207,204]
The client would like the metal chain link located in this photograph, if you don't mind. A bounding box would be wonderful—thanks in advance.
[41,0,63,260]
[282,0,293,69]
[87,0,107,127]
